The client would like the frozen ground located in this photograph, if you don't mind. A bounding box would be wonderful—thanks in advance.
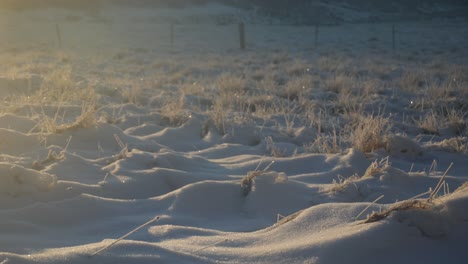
[0,6,467,264]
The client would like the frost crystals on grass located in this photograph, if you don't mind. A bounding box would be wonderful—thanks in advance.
[241,160,275,196]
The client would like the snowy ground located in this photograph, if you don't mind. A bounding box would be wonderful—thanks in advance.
[0,6,467,264]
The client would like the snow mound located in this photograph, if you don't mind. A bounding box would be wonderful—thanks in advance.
[366,184,468,238]
[0,163,56,196]
[0,75,42,98]
[386,135,424,159]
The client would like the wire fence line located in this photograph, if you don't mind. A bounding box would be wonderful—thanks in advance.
[1,18,467,59]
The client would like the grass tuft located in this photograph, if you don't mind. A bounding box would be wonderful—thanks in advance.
[241,161,275,196]
[349,114,391,153]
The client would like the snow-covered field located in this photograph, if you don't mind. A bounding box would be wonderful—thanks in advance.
[0,6,467,264]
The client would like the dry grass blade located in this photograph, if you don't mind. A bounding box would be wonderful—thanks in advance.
[113,134,129,160]
[89,216,160,257]
[355,195,384,220]
[32,136,71,170]
[427,162,454,202]
[319,174,360,194]
[454,182,468,192]
[362,164,456,224]
[55,103,96,133]
[363,199,432,224]
[241,160,275,196]
[407,189,432,200]
[191,238,229,255]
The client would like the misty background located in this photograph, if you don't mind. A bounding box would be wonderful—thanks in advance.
[1,0,467,24]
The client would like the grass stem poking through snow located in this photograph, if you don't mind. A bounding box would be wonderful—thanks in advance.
[363,199,432,224]
[428,160,438,176]
[89,216,160,258]
[408,189,432,200]
[241,160,275,196]
[191,238,229,255]
[277,213,286,223]
[427,162,453,202]
[355,195,384,221]
[113,134,129,161]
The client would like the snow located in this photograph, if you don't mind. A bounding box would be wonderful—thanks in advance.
[0,4,467,264]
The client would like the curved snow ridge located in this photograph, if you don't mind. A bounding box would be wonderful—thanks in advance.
[0,114,37,133]
[3,189,468,264]
[0,163,56,197]
[0,128,42,156]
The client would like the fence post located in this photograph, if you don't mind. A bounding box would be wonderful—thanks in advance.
[314,23,319,48]
[170,23,174,48]
[55,23,62,48]
[239,22,245,50]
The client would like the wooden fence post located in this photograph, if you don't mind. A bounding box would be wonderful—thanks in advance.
[314,23,319,48]
[239,22,245,50]
[170,23,174,48]
[55,23,62,48]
